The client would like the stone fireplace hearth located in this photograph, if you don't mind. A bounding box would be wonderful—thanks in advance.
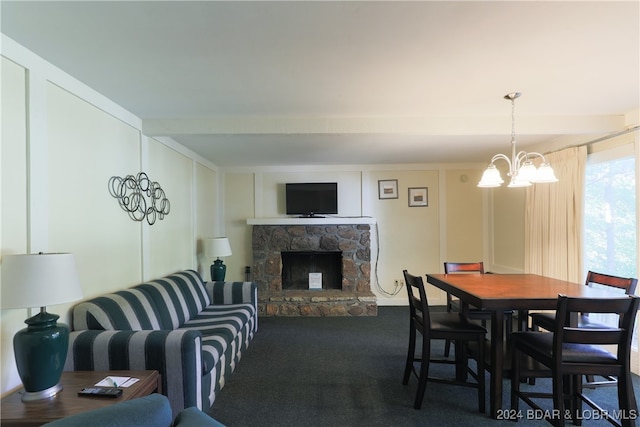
[249,218,377,317]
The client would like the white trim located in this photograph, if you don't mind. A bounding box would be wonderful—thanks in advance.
[140,135,151,281]
[253,173,262,219]
[376,297,407,306]
[26,68,49,253]
[216,170,225,235]
[438,168,447,272]
[247,217,376,225]
[221,162,484,174]
[151,136,218,171]
[2,35,141,131]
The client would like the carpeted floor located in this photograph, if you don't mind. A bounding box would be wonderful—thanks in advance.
[209,307,639,426]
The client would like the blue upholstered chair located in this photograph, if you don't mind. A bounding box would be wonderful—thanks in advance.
[42,393,225,427]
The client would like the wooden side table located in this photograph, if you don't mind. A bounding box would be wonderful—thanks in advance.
[0,370,161,427]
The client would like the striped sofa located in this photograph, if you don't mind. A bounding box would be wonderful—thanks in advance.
[64,270,257,416]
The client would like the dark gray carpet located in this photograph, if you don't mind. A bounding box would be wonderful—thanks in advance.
[209,307,639,426]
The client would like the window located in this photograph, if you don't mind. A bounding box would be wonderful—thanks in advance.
[584,143,638,371]
[584,147,637,279]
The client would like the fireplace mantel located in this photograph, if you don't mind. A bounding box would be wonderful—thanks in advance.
[247,217,376,226]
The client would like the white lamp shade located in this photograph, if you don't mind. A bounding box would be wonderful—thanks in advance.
[205,238,232,258]
[477,164,504,188]
[1,253,83,309]
[516,161,537,183]
[507,176,532,188]
[531,163,559,183]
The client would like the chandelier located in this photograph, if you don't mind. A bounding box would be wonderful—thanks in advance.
[477,92,558,188]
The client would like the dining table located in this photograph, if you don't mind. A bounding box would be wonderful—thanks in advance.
[425,273,624,419]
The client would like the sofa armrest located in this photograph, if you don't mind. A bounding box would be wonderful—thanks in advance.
[206,281,257,307]
[65,329,203,416]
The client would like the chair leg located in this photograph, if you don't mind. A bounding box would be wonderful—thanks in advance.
[414,335,430,410]
[618,371,638,427]
[476,337,485,413]
[572,374,582,427]
[552,375,566,427]
[403,321,416,385]
[510,344,521,415]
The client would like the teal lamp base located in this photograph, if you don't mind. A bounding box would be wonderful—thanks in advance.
[14,309,69,401]
[211,258,227,281]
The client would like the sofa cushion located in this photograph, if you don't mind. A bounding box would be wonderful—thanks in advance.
[181,304,256,375]
[72,288,164,331]
[134,270,211,329]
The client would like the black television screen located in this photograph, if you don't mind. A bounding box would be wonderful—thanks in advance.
[286,182,338,217]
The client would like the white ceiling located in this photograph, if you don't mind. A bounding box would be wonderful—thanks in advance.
[2,1,639,167]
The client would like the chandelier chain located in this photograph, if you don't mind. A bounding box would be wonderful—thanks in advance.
[511,96,516,144]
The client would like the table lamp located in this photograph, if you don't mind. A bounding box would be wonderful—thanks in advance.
[1,253,83,401]
[205,238,232,281]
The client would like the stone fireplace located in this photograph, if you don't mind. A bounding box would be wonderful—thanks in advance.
[249,219,377,316]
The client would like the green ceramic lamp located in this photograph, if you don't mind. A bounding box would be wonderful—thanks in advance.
[1,253,83,401]
[205,238,232,281]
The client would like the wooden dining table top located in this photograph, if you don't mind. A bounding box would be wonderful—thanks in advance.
[426,273,622,310]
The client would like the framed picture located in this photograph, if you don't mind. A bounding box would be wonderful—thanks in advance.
[408,187,428,207]
[378,179,398,199]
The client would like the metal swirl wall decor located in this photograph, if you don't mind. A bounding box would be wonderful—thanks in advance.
[108,172,170,225]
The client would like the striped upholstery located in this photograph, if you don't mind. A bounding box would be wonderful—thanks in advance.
[134,270,211,329]
[181,302,256,398]
[208,281,257,306]
[72,288,163,330]
[66,271,257,417]
[65,329,203,415]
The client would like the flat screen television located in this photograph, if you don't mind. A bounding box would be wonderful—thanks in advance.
[286,182,338,217]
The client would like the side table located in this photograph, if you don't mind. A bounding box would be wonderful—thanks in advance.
[0,370,161,427]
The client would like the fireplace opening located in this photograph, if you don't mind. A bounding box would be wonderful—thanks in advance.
[281,251,342,290]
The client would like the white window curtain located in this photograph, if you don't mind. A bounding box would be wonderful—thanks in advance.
[524,146,587,283]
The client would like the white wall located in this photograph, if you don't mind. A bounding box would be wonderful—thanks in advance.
[222,164,492,306]
[0,39,219,396]
[1,56,29,393]
[195,163,218,278]
[46,83,143,297]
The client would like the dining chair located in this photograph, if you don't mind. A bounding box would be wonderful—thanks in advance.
[401,270,486,412]
[443,261,514,357]
[444,262,485,314]
[529,271,638,388]
[510,294,640,427]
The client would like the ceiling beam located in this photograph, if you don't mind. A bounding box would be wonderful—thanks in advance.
[142,115,625,137]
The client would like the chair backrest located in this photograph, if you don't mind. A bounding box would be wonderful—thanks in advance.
[585,271,638,295]
[444,262,484,274]
[553,295,640,362]
[403,270,431,332]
